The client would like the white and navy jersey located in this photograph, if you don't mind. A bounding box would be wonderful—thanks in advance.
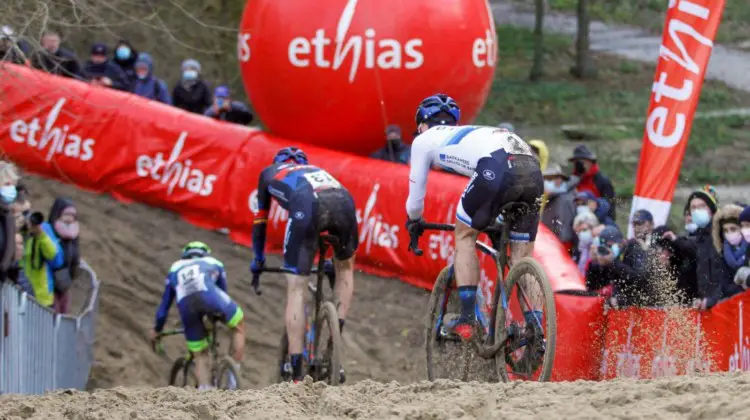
[406,125,535,220]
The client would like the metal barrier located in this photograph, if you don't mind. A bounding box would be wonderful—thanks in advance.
[0,260,100,395]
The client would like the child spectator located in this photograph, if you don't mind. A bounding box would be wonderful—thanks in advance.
[48,198,81,314]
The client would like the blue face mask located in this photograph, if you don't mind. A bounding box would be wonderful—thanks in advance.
[544,180,568,195]
[0,185,17,204]
[115,46,131,60]
[183,69,198,81]
[691,208,711,228]
[685,222,698,234]
[610,244,621,258]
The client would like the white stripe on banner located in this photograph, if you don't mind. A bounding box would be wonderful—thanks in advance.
[627,196,672,239]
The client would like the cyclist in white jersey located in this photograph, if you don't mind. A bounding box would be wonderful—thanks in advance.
[405,94,544,341]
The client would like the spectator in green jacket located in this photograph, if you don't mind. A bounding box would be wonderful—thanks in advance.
[22,211,64,307]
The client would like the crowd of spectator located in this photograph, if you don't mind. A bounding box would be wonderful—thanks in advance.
[0,26,253,127]
[0,161,81,314]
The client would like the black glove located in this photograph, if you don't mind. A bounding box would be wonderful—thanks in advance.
[406,217,424,238]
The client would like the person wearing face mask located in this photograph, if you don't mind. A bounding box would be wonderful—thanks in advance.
[112,40,139,85]
[204,85,254,126]
[0,161,19,284]
[370,125,411,164]
[621,209,656,275]
[708,204,745,302]
[572,211,599,274]
[47,197,81,314]
[130,53,171,105]
[541,164,575,247]
[172,58,213,115]
[733,207,750,289]
[567,145,616,221]
[585,226,643,307]
[574,191,616,227]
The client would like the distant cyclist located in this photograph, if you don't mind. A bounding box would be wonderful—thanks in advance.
[405,94,544,341]
[150,241,245,390]
[250,147,358,383]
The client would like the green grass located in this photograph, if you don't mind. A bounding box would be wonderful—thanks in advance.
[530,0,750,44]
[477,26,750,194]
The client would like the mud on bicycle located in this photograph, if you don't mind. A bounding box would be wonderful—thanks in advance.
[251,233,344,385]
[153,314,242,390]
[408,201,557,382]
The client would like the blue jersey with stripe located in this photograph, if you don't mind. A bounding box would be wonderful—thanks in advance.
[405,125,534,220]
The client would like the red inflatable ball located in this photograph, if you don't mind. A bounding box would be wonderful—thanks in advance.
[238,0,498,156]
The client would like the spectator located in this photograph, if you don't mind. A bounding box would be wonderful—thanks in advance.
[131,53,171,105]
[22,210,64,308]
[586,226,643,307]
[6,233,34,296]
[31,30,83,79]
[48,198,81,314]
[84,43,129,91]
[541,164,575,246]
[172,58,213,115]
[686,185,730,310]
[567,145,616,220]
[710,203,745,300]
[204,85,253,125]
[528,139,549,172]
[683,207,698,236]
[0,161,19,283]
[10,187,31,232]
[574,191,615,227]
[622,209,655,274]
[112,40,139,85]
[659,224,699,306]
[1,25,29,65]
[650,226,691,306]
[572,211,599,274]
[370,125,410,164]
[732,207,750,289]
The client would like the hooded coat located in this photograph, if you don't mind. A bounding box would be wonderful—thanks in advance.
[48,197,81,285]
[711,204,746,299]
[130,53,171,105]
[112,40,139,85]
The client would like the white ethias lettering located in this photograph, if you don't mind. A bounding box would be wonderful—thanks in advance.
[287,0,424,83]
[9,98,95,162]
[729,301,750,372]
[238,32,252,62]
[356,183,400,252]
[472,29,497,68]
[135,132,217,197]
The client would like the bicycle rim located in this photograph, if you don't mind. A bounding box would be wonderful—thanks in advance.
[314,301,343,385]
[425,266,470,381]
[494,257,557,382]
[216,356,241,390]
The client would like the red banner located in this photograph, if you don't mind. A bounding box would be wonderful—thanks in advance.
[0,63,586,293]
[629,0,726,236]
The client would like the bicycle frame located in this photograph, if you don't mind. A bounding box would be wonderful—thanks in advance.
[156,316,225,385]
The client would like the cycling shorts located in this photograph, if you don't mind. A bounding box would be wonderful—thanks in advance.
[456,153,543,242]
[282,188,359,275]
[178,289,243,353]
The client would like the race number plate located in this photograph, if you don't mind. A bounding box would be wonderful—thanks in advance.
[176,264,207,300]
[303,170,342,191]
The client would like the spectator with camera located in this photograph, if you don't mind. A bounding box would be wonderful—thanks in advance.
[22,209,64,308]
[622,209,656,274]
[47,198,81,314]
[585,226,644,307]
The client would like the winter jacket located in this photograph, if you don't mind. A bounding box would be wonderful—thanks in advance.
[22,223,64,307]
[130,53,171,105]
[710,204,746,299]
[204,101,253,125]
[173,79,213,115]
[572,163,616,220]
[31,47,83,79]
[693,222,733,308]
[83,59,129,90]
[370,140,411,164]
[112,40,139,85]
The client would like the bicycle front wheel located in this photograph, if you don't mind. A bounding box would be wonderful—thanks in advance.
[313,301,343,385]
[215,355,241,390]
[494,257,557,382]
[168,356,198,388]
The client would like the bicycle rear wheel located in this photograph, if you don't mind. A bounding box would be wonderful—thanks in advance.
[313,301,343,385]
[494,257,557,382]
[425,266,470,381]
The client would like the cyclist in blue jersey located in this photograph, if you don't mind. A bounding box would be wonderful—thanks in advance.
[250,147,358,383]
[150,241,246,390]
[405,94,545,341]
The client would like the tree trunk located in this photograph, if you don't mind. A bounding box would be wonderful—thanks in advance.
[529,0,545,81]
[572,0,596,79]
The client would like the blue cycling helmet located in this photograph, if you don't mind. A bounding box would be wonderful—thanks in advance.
[415,94,460,127]
[182,241,211,259]
[273,147,308,165]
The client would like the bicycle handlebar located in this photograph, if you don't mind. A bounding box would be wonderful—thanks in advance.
[251,266,320,296]
[408,222,455,256]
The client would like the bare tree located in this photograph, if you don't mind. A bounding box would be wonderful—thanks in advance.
[529,0,545,81]
[571,0,596,79]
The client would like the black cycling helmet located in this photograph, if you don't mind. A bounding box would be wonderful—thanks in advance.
[273,147,308,165]
[415,94,461,128]
[182,241,211,259]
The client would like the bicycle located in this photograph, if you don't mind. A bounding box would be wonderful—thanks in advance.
[409,201,557,382]
[154,314,241,390]
[251,234,343,385]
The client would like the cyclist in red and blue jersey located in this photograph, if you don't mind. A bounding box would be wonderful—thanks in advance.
[150,241,245,390]
[250,147,358,383]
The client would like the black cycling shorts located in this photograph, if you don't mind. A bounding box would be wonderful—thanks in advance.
[282,188,359,275]
[456,153,543,242]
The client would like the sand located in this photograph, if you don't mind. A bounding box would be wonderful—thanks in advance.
[3,373,750,419]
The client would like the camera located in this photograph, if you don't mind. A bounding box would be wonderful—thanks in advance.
[28,211,44,226]
[597,245,610,256]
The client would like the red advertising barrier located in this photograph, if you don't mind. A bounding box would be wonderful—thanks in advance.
[629,0,726,235]
[550,293,606,381]
[600,291,750,379]
[0,63,586,294]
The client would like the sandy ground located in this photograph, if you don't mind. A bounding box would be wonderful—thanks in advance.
[3,373,750,419]
[23,174,430,389]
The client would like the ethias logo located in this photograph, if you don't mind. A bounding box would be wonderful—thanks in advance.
[135,132,217,197]
[287,0,424,83]
[8,98,95,161]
